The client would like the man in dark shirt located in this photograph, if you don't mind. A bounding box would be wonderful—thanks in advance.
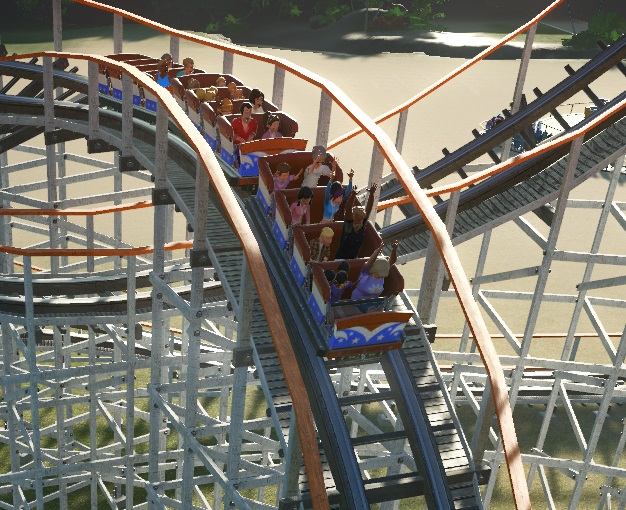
[335,182,377,260]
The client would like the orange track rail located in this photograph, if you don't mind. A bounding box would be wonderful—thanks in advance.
[1,3,535,501]
[377,94,626,210]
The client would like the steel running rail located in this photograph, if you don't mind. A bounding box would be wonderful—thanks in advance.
[0,50,332,510]
[3,16,530,507]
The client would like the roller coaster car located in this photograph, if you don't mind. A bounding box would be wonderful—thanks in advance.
[309,260,411,357]
[273,187,358,250]
[217,112,303,176]
[290,222,381,287]
[257,151,343,214]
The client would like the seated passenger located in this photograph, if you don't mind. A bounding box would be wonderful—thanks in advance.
[309,227,334,262]
[302,146,337,188]
[329,270,353,304]
[290,186,313,226]
[233,88,245,100]
[232,102,258,144]
[322,169,354,223]
[262,114,283,139]
[249,88,265,114]
[352,240,398,311]
[216,76,227,87]
[176,57,195,77]
[155,58,172,91]
[217,97,233,115]
[335,182,377,259]
[273,162,303,191]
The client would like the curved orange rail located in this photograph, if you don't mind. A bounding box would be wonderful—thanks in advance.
[327,0,564,150]
[2,10,532,503]
[0,200,153,216]
[376,94,626,210]
[0,50,331,510]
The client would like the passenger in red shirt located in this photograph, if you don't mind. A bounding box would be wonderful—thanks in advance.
[232,102,258,144]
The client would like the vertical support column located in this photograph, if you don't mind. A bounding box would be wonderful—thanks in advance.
[0,152,12,273]
[43,56,59,273]
[113,14,123,54]
[272,65,286,110]
[1,323,22,505]
[315,90,332,148]
[86,216,95,272]
[88,324,98,509]
[88,61,100,141]
[395,109,409,154]
[52,0,62,52]
[169,35,180,64]
[147,102,169,506]
[121,73,133,159]
[57,142,68,269]
[500,22,537,163]
[227,259,255,482]
[223,51,234,75]
[181,156,211,508]
[23,257,45,509]
[125,257,137,509]
[417,190,460,323]
[114,155,122,270]
[53,324,68,510]
[367,143,385,213]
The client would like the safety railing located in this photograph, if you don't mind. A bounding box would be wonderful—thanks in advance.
[14,0,545,504]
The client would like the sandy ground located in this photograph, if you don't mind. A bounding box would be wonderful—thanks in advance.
[4,23,626,343]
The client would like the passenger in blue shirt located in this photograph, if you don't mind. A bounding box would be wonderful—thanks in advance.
[322,169,354,223]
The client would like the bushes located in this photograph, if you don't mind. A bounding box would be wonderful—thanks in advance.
[367,1,446,32]
[562,11,626,49]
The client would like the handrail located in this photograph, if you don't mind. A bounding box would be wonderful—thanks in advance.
[0,50,331,510]
[0,240,192,257]
[327,0,564,150]
[3,24,531,510]
[0,200,152,216]
[376,94,626,210]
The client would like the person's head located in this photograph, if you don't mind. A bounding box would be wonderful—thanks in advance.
[370,257,390,279]
[216,76,227,87]
[297,186,313,205]
[204,86,218,102]
[182,57,194,74]
[249,88,264,108]
[335,270,349,286]
[240,101,253,120]
[233,88,244,100]
[324,269,336,284]
[157,58,169,75]
[319,227,334,247]
[329,182,344,205]
[219,98,233,114]
[227,82,237,96]
[161,53,173,65]
[337,260,350,273]
[266,114,280,131]
[352,205,366,229]
[188,78,200,90]
[311,145,327,164]
[276,162,291,179]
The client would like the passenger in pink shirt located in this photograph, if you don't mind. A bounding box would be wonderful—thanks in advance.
[290,186,313,226]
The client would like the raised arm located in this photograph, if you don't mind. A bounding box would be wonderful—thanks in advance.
[364,182,378,221]
[389,240,399,267]
[365,242,384,268]
[343,190,357,221]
